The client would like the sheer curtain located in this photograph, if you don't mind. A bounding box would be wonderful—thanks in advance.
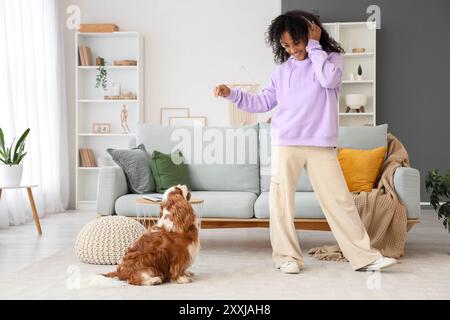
[0,0,69,227]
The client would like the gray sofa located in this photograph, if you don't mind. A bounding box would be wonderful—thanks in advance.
[97,123,421,230]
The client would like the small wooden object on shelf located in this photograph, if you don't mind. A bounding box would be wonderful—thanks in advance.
[79,24,119,33]
[352,48,366,53]
[92,123,111,134]
[96,57,105,66]
[104,93,137,100]
[113,60,137,66]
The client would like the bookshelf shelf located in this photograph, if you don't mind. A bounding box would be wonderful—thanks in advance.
[339,112,374,116]
[75,31,144,210]
[78,133,136,137]
[78,32,139,38]
[342,80,374,84]
[77,66,138,70]
[78,99,139,103]
[343,52,374,57]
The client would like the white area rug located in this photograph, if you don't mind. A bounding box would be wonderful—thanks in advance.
[1,225,450,300]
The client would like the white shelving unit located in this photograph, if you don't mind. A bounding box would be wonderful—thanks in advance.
[75,32,144,210]
[323,21,376,127]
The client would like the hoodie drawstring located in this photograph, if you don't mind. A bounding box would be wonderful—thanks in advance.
[288,59,295,89]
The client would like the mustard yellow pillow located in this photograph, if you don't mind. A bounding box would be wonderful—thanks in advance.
[338,146,387,192]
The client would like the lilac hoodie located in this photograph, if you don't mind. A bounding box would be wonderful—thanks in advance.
[226,39,344,147]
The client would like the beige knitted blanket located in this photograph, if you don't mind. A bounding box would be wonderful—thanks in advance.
[308,133,410,261]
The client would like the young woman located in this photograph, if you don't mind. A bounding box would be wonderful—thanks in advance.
[214,10,396,274]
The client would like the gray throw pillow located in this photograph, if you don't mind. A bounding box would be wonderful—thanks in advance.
[107,144,155,194]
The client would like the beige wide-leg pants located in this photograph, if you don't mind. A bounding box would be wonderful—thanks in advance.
[269,145,382,270]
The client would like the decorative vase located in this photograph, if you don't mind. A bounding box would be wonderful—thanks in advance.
[356,74,363,81]
[345,94,367,113]
[0,163,23,187]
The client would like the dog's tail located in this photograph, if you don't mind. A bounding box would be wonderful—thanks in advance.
[84,273,124,288]
[102,271,119,278]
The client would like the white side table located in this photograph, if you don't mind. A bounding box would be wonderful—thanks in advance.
[0,185,42,236]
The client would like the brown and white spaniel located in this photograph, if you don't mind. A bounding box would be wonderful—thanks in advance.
[103,184,200,285]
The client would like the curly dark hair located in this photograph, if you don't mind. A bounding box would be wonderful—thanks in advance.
[265,10,345,64]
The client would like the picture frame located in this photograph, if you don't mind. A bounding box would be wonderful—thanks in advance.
[92,123,111,134]
[169,116,207,127]
[160,107,190,125]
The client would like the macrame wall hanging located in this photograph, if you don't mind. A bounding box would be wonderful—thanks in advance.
[227,66,259,127]
[227,83,259,127]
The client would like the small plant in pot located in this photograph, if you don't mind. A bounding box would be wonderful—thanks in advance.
[0,128,30,186]
[425,169,450,233]
[95,57,108,90]
[356,64,363,81]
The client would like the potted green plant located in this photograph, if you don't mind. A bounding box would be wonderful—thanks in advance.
[0,128,30,186]
[356,64,363,81]
[425,169,450,232]
[95,57,107,90]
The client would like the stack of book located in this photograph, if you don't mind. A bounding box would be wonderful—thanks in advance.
[79,149,97,167]
[78,46,93,66]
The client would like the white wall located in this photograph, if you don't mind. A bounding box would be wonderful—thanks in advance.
[61,0,281,208]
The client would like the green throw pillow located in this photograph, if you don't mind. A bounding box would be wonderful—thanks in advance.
[150,150,191,193]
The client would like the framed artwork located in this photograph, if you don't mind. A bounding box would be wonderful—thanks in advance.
[92,123,111,134]
[169,116,207,127]
[160,107,190,125]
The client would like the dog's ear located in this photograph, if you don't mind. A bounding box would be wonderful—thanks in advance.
[186,191,192,201]
[171,201,196,232]
[174,186,183,196]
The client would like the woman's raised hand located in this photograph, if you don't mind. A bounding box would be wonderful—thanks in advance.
[214,84,231,98]
[308,20,321,41]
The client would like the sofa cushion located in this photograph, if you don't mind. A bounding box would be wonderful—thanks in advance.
[107,144,155,193]
[189,191,256,218]
[137,123,260,193]
[117,191,257,219]
[149,149,191,193]
[338,146,387,192]
[338,124,388,149]
[254,192,325,219]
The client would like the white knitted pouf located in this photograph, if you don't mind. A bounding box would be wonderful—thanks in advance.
[75,216,145,265]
